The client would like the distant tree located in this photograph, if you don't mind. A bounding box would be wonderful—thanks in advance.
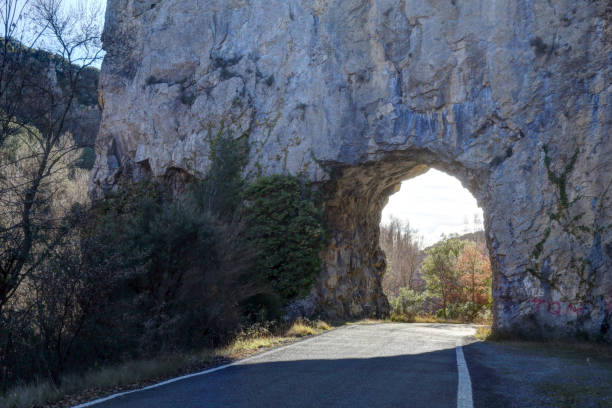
[380,217,423,295]
[421,236,465,319]
[456,241,491,319]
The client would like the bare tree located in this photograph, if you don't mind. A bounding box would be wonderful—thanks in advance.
[0,1,103,388]
[380,217,423,296]
[0,0,102,317]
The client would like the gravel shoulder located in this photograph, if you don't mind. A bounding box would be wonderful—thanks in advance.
[464,339,612,408]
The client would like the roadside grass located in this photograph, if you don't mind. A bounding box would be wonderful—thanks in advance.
[344,318,383,325]
[286,322,317,337]
[1,320,333,408]
[474,325,493,340]
[388,313,474,325]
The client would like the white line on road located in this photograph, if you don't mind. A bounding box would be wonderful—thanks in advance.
[455,339,474,408]
[72,334,323,408]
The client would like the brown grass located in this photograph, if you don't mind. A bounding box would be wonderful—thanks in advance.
[412,315,465,324]
[474,325,493,340]
[286,322,317,337]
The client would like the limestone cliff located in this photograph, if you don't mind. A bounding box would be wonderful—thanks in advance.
[92,0,611,339]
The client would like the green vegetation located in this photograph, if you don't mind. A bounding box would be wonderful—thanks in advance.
[389,289,428,322]
[245,175,328,303]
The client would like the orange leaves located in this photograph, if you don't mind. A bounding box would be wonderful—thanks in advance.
[456,242,491,307]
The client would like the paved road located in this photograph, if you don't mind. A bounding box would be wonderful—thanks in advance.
[81,323,477,408]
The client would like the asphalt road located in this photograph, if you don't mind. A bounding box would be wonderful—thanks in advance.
[80,323,477,408]
[75,323,612,408]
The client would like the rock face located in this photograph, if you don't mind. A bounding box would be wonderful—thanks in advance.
[93,0,611,339]
[5,43,101,148]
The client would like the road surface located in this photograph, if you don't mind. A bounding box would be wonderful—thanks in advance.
[75,323,612,408]
[77,324,475,408]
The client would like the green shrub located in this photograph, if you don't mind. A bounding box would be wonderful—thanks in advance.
[245,176,328,303]
[389,288,428,321]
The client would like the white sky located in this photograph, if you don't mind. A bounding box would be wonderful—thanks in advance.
[381,169,484,247]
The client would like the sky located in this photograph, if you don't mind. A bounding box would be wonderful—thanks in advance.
[60,0,483,246]
[381,169,484,247]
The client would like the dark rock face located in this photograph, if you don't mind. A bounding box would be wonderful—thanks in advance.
[93,0,611,339]
[2,43,101,148]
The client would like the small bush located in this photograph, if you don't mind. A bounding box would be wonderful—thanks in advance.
[388,288,429,321]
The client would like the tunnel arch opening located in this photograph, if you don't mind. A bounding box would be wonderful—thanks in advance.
[313,151,497,323]
[378,169,490,322]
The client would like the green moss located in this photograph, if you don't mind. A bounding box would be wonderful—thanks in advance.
[532,227,551,260]
[543,145,579,212]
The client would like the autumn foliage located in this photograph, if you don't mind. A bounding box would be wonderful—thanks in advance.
[384,233,492,322]
[456,242,492,315]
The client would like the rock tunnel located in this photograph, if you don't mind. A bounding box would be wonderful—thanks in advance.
[92,0,611,339]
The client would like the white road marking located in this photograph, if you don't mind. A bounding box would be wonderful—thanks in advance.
[72,334,323,408]
[456,339,474,408]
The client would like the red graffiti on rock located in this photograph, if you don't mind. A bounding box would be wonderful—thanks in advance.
[530,297,612,317]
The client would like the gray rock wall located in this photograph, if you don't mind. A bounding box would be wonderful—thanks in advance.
[92,0,611,339]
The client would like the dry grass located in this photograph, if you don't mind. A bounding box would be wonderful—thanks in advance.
[313,320,332,331]
[222,336,291,358]
[345,318,386,325]
[388,313,477,325]
[285,321,318,337]
[412,315,465,324]
[389,313,413,323]
[1,320,333,408]
[474,325,493,340]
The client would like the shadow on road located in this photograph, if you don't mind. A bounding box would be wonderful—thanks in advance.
[97,348,459,408]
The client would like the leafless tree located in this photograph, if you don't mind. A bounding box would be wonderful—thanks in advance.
[380,217,423,296]
[0,0,102,312]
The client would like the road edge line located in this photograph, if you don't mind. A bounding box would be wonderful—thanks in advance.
[456,339,474,408]
[72,331,327,408]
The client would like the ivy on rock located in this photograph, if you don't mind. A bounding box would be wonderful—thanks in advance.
[245,176,328,303]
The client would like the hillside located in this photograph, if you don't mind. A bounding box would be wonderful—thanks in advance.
[1,39,101,151]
